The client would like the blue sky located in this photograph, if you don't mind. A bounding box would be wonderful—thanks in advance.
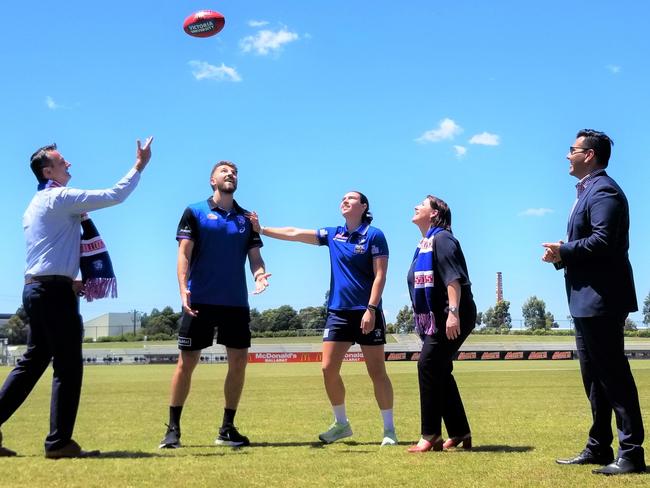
[2,1,649,326]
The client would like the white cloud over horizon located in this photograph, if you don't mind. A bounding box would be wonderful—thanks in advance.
[469,132,500,146]
[240,27,299,55]
[518,208,553,217]
[248,20,269,27]
[189,61,242,82]
[416,118,462,143]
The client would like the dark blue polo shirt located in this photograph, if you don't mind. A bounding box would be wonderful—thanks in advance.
[317,223,389,311]
[176,198,262,307]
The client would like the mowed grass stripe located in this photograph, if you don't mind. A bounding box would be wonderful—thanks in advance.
[1,361,649,487]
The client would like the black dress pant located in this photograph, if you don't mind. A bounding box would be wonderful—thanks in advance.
[417,322,473,437]
[0,281,83,451]
[574,316,645,464]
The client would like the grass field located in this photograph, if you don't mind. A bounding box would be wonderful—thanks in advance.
[1,360,649,487]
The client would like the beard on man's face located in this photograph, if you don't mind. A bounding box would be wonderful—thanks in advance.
[217,180,237,193]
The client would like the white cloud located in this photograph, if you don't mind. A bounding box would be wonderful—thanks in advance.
[453,145,467,158]
[240,28,299,55]
[189,61,242,82]
[469,132,500,146]
[606,64,621,74]
[518,208,553,217]
[45,96,60,110]
[416,118,462,143]
[248,20,269,27]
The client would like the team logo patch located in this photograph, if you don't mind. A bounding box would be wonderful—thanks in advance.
[354,244,366,254]
[207,213,219,220]
[371,245,380,255]
[178,336,192,347]
[92,260,103,271]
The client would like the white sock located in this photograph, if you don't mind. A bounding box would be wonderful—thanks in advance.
[381,408,394,431]
[332,404,347,424]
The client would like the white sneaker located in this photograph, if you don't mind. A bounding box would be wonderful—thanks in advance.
[318,421,353,444]
[381,429,398,446]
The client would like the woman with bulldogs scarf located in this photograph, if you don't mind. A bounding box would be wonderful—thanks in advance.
[407,195,476,453]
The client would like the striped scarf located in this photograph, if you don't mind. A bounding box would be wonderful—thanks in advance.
[39,180,117,301]
[411,226,444,335]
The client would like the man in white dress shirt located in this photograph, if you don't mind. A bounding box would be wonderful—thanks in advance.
[0,137,152,458]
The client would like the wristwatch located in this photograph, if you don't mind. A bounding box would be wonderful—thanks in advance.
[448,306,459,314]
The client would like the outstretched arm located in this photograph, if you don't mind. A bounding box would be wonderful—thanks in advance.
[247,211,319,245]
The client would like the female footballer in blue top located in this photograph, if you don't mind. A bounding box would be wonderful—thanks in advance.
[248,191,397,446]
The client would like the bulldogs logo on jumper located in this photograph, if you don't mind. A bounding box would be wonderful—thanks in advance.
[354,244,366,254]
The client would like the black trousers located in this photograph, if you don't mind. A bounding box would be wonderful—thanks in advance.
[417,324,473,437]
[574,316,645,464]
[0,281,83,451]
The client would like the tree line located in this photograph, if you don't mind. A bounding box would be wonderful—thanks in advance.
[2,292,650,344]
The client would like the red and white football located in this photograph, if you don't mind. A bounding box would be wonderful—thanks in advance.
[183,10,225,38]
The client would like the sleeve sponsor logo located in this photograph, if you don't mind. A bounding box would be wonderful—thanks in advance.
[178,336,192,347]
[319,229,328,237]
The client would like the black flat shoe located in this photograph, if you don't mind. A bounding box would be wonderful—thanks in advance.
[593,458,646,475]
[556,450,613,465]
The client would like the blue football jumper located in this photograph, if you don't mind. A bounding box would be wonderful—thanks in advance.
[176,198,262,307]
[317,223,388,310]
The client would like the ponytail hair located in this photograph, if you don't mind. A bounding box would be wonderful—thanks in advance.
[354,191,373,224]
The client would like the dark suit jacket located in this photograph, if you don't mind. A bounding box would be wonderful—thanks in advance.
[558,169,637,317]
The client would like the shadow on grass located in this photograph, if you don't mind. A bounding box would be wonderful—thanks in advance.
[468,445,535,453]
[97,451,164,459]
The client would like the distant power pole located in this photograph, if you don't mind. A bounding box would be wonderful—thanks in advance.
[496,272,503,303]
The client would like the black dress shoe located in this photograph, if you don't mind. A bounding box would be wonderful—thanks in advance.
[556,450,613,465]
[593,458,646,475]
[0,430,17,457]
[45,440,100,459]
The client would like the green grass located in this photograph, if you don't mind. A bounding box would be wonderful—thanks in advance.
[1,361,649,487]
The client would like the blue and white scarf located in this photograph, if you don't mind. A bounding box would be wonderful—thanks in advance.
[39,180,117,301]
[412,227,444,335]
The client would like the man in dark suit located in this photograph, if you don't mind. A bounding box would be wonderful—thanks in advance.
[543,129,645,475]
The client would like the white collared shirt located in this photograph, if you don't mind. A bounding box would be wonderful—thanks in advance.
[24,169,141,279]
